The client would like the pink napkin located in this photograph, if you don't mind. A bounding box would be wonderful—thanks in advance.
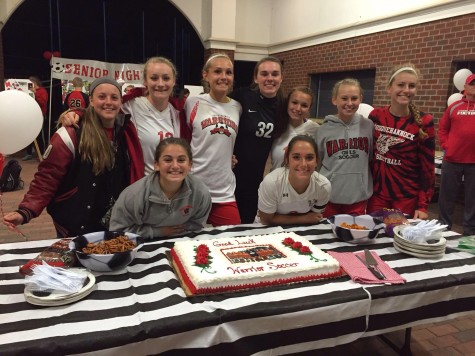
[328,250,406,284]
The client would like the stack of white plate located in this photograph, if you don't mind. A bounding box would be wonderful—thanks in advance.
[24,270,95,306]
[392,225,446,259]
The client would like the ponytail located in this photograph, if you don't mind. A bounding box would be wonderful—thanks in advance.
[409,103,428,139]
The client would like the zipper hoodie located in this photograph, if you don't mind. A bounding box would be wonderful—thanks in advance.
[314,113,374,204]
[109,171,212,239]
[438,96,475,163]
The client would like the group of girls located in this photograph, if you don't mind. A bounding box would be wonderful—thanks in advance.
[256,63,434,229]
[3,55,435,239]
[314,64,434,221]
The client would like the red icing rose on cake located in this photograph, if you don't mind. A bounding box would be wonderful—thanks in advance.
[282,237,326,261]
[194,244,216,273]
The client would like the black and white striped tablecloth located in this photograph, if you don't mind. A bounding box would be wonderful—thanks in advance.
[1,223,474,355]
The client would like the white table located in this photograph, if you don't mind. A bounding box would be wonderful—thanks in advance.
[0,223,474,355]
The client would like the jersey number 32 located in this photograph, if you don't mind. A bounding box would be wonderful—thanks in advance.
[255,122,274,138]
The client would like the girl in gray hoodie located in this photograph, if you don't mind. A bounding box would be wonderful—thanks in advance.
[314,78,373,217]
[110,138,212,239]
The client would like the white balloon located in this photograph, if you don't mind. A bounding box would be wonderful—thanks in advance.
[0,90,43,154]
[356,103,374,118]
[447,93,464,107]
[453,68,472,91]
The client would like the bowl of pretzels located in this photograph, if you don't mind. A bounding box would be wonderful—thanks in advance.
[69,231,144,272]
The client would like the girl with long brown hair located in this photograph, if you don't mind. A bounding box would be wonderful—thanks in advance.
[3,78,144,237]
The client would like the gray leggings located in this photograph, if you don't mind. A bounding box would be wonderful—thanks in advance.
[438,160,475,235]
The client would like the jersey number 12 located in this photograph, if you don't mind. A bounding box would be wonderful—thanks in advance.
[158,131,173,140]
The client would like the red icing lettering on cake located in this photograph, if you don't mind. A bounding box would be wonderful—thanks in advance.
[267,261,299,270]
[227,265,265,274]
[171,232,343,295]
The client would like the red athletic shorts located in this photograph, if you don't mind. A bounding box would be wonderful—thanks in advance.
[207,201,241,226]
[323,200,367,218]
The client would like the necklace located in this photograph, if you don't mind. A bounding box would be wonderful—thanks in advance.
[162,186,181,200]
[164,191,179,202]
[210,92,231,103]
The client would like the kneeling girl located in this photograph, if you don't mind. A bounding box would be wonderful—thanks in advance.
[257,135,331,225]
[110,137,212,238]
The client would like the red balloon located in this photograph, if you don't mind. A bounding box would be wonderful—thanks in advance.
[43,51,52,60]
[52,51,61,58]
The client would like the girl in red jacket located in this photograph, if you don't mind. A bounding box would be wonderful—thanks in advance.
[3,78,144,237]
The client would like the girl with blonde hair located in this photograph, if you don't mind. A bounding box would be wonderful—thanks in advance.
[315,78,374,217]
[184,53,242,226]
[62,56,187,175]
[367,63,435,219]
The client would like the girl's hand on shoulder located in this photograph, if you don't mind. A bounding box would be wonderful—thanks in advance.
[60,111,80,128]
[232,155,238,169]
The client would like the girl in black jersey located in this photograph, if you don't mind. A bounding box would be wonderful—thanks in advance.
[231,57,287,223]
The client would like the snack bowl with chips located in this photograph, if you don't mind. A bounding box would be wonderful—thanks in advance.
[328,214,385,244]
[69,231,144,272]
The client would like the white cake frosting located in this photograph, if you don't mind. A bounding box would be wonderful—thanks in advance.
[171,231,341,295]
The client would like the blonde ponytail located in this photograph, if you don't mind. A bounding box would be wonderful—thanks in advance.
[409,103,428,139]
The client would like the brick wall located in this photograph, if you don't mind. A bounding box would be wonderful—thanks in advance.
[275,12,475,138]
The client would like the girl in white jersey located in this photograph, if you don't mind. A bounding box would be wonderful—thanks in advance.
[185,53,242,226]
[61,57,183,175]
[121,57,181,174]
[270,87,319,170]
[257,135,331,225]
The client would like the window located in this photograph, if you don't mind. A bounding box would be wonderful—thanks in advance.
[310,69,376,119]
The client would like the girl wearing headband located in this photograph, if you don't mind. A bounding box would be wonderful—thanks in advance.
[367,63,435,219]
[184,53,242,226]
